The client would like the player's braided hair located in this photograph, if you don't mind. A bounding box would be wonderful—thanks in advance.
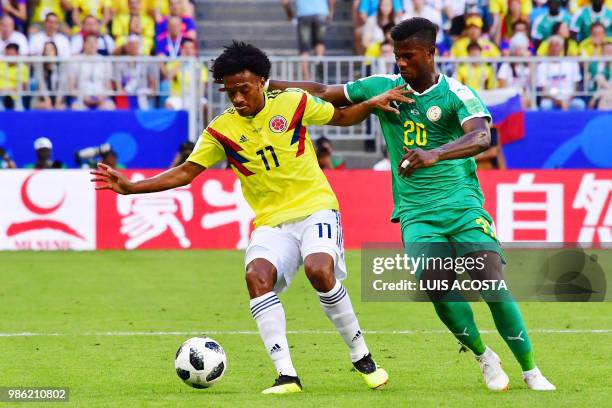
[390,17,437,47]
[212,41,271,82]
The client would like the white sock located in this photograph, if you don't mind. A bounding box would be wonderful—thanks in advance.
[318,280,369,362]
[522,367,541,377]
[250,292,297,377]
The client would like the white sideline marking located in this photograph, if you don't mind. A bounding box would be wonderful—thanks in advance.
[0,329,610,337]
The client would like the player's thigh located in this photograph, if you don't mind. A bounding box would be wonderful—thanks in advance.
[245,226,301,294]
[402,219,457,300]
[298,209,347,282]
[447,208,505,262]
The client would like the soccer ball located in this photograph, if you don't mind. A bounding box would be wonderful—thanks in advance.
[175,337,227,388]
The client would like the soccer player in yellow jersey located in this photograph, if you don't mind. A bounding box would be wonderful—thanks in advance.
[91,41,413,394]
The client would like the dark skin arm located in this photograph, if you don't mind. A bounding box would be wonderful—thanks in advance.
[328,85,414,126]
[90,161,205,194]
[397,117,491,177]
[269,80,350,106]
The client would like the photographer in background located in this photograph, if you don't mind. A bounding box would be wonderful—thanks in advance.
[170,140,194,167]
[0,146,16,168]
[24,137,66,169]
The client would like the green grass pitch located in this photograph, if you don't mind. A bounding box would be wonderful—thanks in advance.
[1,250,611,407]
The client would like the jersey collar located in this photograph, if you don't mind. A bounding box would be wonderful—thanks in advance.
[407,73,443,96]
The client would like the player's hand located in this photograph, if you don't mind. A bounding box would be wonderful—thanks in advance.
[398,146,440,177]
[90,163,133,194]
[368,84,415,115]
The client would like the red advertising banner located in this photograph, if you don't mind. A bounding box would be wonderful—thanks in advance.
[94,170,612,250]
[0,170,610,250]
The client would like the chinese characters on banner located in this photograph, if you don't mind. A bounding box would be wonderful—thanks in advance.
[0,170,610,250]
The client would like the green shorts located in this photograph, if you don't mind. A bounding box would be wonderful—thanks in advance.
[400,206,505,263]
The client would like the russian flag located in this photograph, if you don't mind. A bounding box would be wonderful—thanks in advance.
[479,88,525,144]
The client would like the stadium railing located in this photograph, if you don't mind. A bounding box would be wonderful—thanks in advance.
[2,55,611,147]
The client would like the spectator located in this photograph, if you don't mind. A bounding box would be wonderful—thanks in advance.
[2,0,27,33]
[101,149,125,169]
[68,34,115,110]
[362,0,397,52]
[70,15,115,55]
[32,41,68,109]
[536,35,586,110]
[588,41,612,109]
[536,21,578,56]
[475,126,506,169]
[456,41,496,91]
[0,146,17,168]
[170,140,195,167]
[399,0,443,45]
[353,0,402,54]
[498,0,531,41]
[0,42,28,110]
[112,0,155,51]
[0,15,28,54]
[282,0,334,74]
[155,15,183,56]
[372,148,390,170]
[29,12,71,57]
[449,2,494,39]
[531,0,571,47]
[115,15,154,55]
[115,35,156,109]
[155,0,196,41]
[500,19,535,55]
[579,21,611,56]
[24,137,65,169]
[450,15,500,57]
[71,0,111,34]
[498,32,533,107]
[315,136,345,169]
[30,0,72,30]
[165,38,208,110]
[571,0,612,42]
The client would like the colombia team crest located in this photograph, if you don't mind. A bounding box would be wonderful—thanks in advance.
[269,115,288,133]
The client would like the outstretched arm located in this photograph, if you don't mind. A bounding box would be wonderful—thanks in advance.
[269,80,351,106]
[90,161,205,194]
[398,117,491,177]
[327,84,414,126]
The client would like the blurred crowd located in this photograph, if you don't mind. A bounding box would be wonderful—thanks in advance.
[283,0,612,110]
[0,0,204,111]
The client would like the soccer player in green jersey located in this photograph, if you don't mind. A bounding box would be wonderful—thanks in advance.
[270,17,556,391]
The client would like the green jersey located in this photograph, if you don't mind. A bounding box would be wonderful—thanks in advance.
[344,73,491,223]
[571,6,612,41]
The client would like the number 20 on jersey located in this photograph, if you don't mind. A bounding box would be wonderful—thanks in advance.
[403,120,427,146]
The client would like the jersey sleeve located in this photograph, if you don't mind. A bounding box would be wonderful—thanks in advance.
[450,84,492,126]
[186,129,226,168]
[301,92,335,126]
[344,75,397,103]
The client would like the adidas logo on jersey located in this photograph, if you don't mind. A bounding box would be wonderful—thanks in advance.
[352,330,362,342]
[270,343,282,354]
[239,135,249,143]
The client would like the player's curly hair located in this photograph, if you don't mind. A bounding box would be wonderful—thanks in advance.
[212,41,271,82]
[390,17,437,47]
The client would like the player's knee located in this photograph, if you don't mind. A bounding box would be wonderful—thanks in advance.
[304,253,335,292]
[245,260,276,297]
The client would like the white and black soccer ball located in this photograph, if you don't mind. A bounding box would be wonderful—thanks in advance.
[175,337,227,388]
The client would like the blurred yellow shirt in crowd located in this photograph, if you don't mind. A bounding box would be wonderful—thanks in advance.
[31,0,70,23]
[537,38,580,56]
[111,13,155,45]
[490,0,532,17]
[113,0,169,17]
[579,37,612,57]
[451,38,501,58]
[0,63,29,98]
[456,63,496,91]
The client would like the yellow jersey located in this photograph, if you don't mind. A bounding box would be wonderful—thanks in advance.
[451,38,501,58]
[188,89,339,228]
